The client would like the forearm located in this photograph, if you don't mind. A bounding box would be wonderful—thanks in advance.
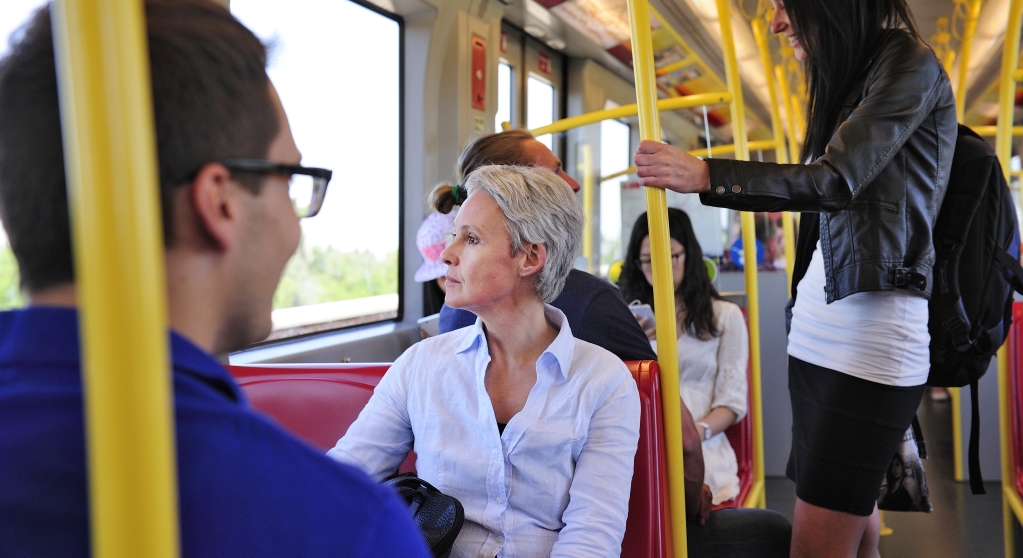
[697,406,739,438]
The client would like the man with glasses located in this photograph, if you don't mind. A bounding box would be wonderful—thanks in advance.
[0,1,429,556]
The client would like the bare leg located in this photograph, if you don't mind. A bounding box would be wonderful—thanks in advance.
[791,498,872,558]
[856,506,881,558]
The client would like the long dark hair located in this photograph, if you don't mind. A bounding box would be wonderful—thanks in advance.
[786,0,918,161]
[619,208,721,340]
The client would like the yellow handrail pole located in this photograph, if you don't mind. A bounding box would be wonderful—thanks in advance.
[51,0,179,557]
[716,0,765,508]
[974,125,1023,137]
[580,144,595,273]
[997,2,1023,554]
[956,0,984,121]
[529,93,732,137]
[625,0,688,553]
[752,11,796,293]
[775,64,800,165]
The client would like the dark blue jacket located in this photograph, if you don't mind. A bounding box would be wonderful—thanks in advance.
[440,269,657,362]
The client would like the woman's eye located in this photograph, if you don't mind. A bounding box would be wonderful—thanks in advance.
[467,235,478,245]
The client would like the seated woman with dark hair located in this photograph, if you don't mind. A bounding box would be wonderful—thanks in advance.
[618,208,748,506]
[329,165,640,557]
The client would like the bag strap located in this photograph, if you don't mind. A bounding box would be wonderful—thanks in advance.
[994,248,1023,294]
[969,373,986,495]
[911,414,926,459]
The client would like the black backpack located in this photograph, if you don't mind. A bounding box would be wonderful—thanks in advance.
[927,124,1023,494]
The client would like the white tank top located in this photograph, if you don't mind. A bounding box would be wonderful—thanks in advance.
[787,242,930,386]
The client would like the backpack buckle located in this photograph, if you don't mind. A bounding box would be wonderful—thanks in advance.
[943,315,973,352]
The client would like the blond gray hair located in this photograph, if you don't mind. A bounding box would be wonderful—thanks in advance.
[464,165,583,303]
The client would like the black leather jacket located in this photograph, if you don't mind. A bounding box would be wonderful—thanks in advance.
[702,30,957,303]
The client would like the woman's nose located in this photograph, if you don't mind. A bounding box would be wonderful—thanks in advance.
[769,8,787,34]
[440,242,456,266]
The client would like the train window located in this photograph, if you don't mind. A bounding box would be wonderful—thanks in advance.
[526,76,555,149]
[599,118,631,276]
[232,0,402,341]
[496,62,513,131]
[0,0,46,311]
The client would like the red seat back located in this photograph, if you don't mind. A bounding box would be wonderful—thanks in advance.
[622,360,673,558]
[229,361,674,557]
[226,364,416,472]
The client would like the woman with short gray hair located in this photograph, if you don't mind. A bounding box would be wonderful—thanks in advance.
[330,164,641,557]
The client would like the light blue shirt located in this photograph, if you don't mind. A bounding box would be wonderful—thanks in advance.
[329,305,641,558]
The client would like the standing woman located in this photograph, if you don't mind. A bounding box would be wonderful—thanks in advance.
[633,1,956,556]
[618,208,748,506]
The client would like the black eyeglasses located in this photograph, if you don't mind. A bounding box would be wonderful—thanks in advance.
[221,158,332,218]
[637,250,685,270]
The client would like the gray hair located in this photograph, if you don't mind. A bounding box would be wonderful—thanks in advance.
[463,165,583,303]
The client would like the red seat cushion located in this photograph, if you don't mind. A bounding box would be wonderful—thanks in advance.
[227,364,416,473]
[1010,303,1023,497]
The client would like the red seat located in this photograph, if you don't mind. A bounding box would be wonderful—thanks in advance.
[622,360,673,558]
[226,363,416,473]
[228,360,674,558]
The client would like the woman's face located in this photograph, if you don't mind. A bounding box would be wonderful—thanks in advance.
[769,0,807,62]
[441,190,531,311]
[518,139,581,192]
[639,236,686,293]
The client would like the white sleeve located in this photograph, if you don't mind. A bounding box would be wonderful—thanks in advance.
[712,302,749,421]
[550,368,641,558]
[326,346,417,480]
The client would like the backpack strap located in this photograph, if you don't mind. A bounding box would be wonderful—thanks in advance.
[994,248,1023,294]
[969,373,986,495]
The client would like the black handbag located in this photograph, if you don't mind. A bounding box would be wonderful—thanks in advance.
[383,473,464,558]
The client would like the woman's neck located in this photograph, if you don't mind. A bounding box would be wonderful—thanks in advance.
[477,297,558,368]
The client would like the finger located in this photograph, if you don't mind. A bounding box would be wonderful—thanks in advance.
[636,140,664,154]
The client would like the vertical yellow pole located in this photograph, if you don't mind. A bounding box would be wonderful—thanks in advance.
[716,0,764,507]
[581,144,595,273]
[752,13,796,293]
[997,4,1023,555]
[51,1,179,557]
[625,0,688,553]
[956,0,984,122]
[775,63,800,162]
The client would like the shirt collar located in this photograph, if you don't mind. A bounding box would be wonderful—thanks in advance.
[0,306,244,403]
[454,304,576,380]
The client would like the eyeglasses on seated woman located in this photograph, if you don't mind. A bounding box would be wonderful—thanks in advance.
[329,164,640,558]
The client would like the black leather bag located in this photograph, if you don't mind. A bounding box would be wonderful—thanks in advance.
[383,473,464,558]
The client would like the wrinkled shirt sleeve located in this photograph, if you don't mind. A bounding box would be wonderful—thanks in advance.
[550,371,641,557]
[327,347,417,480]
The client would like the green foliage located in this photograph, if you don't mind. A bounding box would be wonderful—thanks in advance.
[273,245,398,310]
[0,246,23,310]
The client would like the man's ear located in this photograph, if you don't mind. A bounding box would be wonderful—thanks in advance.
[519,242,547,278]
[189,162,240,251]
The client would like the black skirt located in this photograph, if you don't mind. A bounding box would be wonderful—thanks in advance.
[786,357,924,516]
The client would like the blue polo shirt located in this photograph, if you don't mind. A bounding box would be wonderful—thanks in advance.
[0,307,430,558]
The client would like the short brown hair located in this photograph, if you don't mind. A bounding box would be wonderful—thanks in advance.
[429,129,535,214]
[0,0,278,291]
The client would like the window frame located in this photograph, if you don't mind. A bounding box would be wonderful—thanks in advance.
[235,0,406,348]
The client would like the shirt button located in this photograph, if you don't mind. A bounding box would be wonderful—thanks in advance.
[497,536,504,543]
[731,184,741,193]
[496,496,504,504]
[715,185,726,195]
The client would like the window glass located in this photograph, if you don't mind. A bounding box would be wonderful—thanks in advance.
[232,0,402,340]
[495,62,512,132]
[526,76,554,150]
[599,118,630,276]
[0,0,47,310]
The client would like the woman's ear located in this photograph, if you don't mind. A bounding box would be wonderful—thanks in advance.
[518,242,547,278]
